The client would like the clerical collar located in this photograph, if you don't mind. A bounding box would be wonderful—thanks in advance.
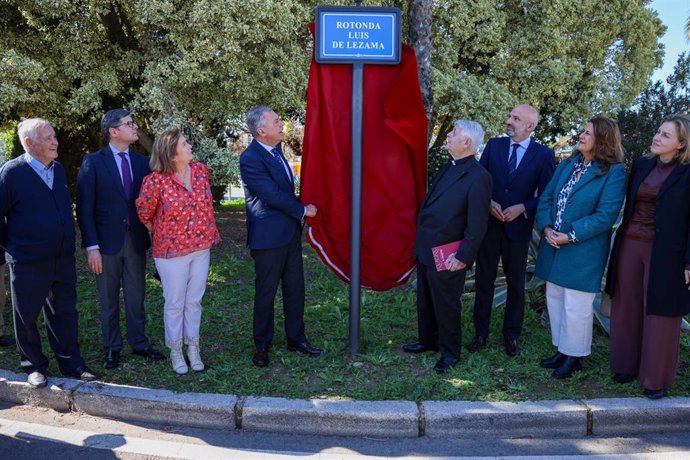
[451,155,474,166]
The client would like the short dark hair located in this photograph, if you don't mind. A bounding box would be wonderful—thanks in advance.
[101,109,132,141]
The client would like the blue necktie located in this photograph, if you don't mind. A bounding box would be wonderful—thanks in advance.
[271,148,290,179]
[508,143,519,175]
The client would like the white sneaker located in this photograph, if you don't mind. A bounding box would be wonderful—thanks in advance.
[27,371,47,388]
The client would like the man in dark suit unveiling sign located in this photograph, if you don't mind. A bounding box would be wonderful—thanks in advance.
[77,109,164,370]
[240,105,321,368]
[403,120,492,374]
[468,105,555,357]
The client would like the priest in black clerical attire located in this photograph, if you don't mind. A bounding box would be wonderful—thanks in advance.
[403,120,492,374]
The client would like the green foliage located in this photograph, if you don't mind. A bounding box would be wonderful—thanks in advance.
[429,0,664,173]
[0,126,20,163]
[0,0,665,186]
[619,52,690,170]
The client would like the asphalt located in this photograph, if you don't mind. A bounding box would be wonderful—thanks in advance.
[1,368,690,439]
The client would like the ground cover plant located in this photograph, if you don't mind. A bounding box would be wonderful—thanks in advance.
[1,200,689,401]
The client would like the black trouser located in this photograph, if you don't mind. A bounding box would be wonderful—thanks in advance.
[472,218,530,341]
[9,256,85,375]
[96,230,149,353]
[416,262,467,361]
[250,232,307,350]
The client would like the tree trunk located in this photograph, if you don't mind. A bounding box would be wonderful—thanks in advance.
[407,0,433,143]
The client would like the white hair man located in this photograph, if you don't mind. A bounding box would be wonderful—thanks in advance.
[0,118,98,388]
[403,120,492,374]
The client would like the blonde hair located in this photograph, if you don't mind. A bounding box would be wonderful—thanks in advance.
[150,129,182,173]
[645,114,690,165]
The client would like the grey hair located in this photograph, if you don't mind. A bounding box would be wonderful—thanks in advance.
[101,108,132,141]
[246,105,273,137]
[453,120,485,153]
[17,118,53,152]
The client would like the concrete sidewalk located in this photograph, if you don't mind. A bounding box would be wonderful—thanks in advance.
[1,369,689,438]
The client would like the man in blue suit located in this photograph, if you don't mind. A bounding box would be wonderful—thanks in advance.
[77,109,163,370]
[240,105,321,367]
[469,105,555,356]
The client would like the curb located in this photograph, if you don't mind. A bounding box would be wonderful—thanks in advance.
[2,369,690,438]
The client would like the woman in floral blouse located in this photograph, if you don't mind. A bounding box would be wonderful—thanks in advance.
[136,129,220,375]
[535,117,626,380]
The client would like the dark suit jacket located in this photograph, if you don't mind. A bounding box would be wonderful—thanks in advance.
[240,140,304,250]
[76,147,151,255]
[0,157,76,262]
[479,137,555,241]
[605,157,690,316]
[415,156,492,268]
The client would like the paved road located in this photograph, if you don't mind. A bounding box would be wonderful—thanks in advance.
[1,402,690,459]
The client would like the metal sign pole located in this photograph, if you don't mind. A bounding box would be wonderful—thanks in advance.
[349,62,364,356]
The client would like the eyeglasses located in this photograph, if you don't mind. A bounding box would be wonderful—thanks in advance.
[115,121,138,129]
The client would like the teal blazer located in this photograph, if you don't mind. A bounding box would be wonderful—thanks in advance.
[535,153,626,292]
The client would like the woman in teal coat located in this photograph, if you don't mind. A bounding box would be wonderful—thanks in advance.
[535,117,626,379]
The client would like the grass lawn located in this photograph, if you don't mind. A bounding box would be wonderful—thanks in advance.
[1,200,689,401]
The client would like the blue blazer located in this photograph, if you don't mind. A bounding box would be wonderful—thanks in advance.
[535,154,626,292]
[76,147,151,255]
[480,137,555,241]
[240,140,304,250]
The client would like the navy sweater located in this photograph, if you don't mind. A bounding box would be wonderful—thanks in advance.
[0,157,76,263]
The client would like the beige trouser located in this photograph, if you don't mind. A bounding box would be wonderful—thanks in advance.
[546,281,596,357]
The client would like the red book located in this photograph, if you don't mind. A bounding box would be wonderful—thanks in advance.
[431,240,463,272]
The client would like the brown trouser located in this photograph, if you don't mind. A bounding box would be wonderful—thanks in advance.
[610,237,682,390]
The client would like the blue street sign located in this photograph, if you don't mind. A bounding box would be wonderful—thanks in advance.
[315,6,402,65]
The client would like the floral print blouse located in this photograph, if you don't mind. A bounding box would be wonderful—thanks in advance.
[553,157,592,242]
[136,161,220,259]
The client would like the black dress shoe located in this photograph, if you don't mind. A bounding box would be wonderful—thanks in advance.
[433,356,459,374]
[252,348,269,367]
[63,366,99,382]
[643,388,666,400]
[504,338,520,357]
[104,350,121,369]
[402,342,439,354]
[613,373,636,384]
[0,334,15,347]
[539,351,566,369]
[287,341,322,357]
[552,356,582,379]
[132,346,165,361]
[467,335,487,353]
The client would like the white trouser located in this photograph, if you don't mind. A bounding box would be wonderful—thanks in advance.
[546,281,596,357]
[154,249,210,348]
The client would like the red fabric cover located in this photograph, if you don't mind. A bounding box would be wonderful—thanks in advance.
[301,31,428,291]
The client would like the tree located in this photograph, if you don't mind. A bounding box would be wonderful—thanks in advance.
[619,52,690,169]
[1,0,665,185]
[0,0,314,190]
[426,0,664,176]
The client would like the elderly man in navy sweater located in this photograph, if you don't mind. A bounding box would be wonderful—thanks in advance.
[0,118,98,388]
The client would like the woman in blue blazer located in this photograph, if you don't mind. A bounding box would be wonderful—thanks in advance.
[535,117,626,379]
[605,114,690,399]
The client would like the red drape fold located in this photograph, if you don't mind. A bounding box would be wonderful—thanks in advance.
[301,31,428,291]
